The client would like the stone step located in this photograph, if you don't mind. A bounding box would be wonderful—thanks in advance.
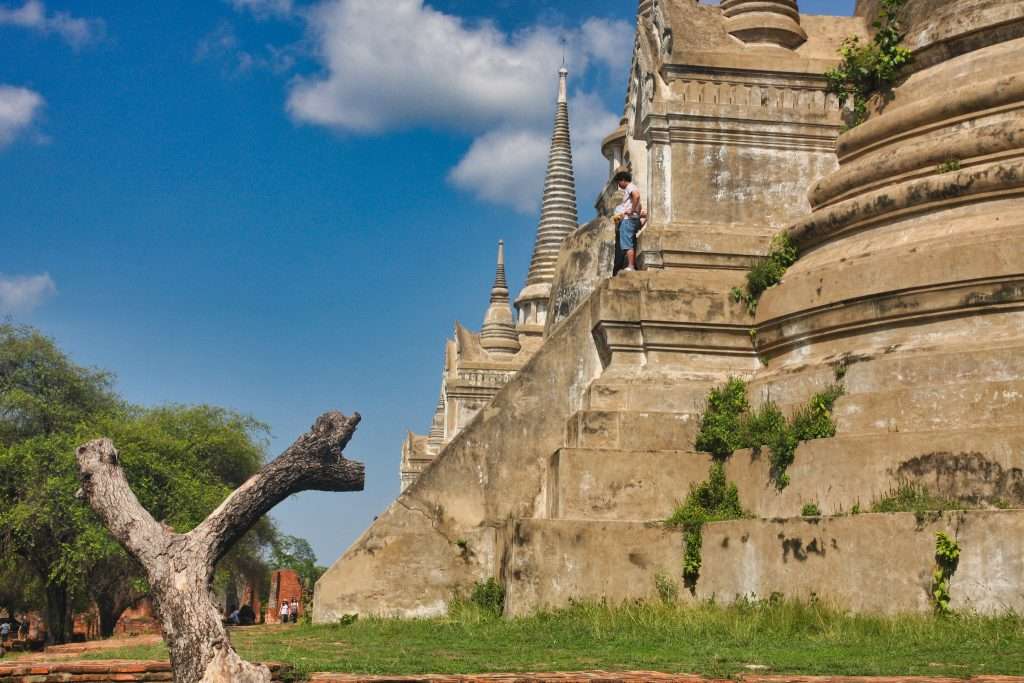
[749,342,1024,409]
[831,378,1024,435]
[637,222,775,272]
[504,511,1024,617]
[548,428,1024,523]
[504,519,684,617]
[564,410,701,451]
[547,448,705,521]
[591,270,757,370]
[584,376,722,413]
[731,427,1024,517]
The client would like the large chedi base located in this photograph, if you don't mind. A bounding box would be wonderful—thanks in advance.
[315,0,1024,621]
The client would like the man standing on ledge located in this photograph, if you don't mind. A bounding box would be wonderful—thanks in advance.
[613,169,643,273]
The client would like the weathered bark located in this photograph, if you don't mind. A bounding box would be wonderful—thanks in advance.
[76,412,364,683]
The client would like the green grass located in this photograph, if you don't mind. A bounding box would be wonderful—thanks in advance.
[77,600,1024,678]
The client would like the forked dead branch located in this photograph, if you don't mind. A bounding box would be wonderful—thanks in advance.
[75,411,365,683]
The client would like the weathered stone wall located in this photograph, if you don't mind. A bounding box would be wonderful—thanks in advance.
[314,285,607,620]
[506,511,1024,616]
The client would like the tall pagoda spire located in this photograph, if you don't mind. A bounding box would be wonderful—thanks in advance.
[480,240,521,356]
[515,66,579,335]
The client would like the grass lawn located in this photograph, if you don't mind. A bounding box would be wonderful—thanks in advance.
[80,600,1024,678]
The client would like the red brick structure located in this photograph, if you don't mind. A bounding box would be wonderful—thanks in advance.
[265,569,303,624]
[241,582,263,624]
[0,660,289,681]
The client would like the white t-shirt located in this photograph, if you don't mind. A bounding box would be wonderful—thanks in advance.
[615,183,641,218]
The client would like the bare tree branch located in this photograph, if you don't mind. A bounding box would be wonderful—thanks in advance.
[75,411,365,683]
[195,411,363,566]
[76,437,171,566]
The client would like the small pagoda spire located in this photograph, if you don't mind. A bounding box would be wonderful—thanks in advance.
[480,241,521,356]
[515,67,579,335]
[426,393,445,453]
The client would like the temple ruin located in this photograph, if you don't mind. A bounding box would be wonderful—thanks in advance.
[317,0,1024,619]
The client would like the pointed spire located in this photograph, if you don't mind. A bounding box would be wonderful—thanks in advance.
[480,240,521,356]
[427,393,445,453]
[515,67,579,334]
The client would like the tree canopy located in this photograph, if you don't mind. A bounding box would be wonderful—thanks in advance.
[0,323,320,642]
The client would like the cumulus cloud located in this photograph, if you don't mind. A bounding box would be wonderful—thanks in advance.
[0,85,44,148]
[0,0,105,49]
[286,0,631,212]
[0,273,57,314]
[449,92,618,214]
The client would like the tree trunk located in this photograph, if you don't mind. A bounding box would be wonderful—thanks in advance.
[76,412,364,683]
[44,584,72,645]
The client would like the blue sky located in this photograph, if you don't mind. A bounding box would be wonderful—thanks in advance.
[1,0,855,566]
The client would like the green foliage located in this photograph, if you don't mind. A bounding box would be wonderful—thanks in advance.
[694,379,844,488]
[0,323,316,641]
[667,462,746,586]
[824,0,912,127]
[469,578,505,617]
[694,379,750,457]
[801,502,822,517]
[731,233,799,315]
[271,534,326,591]
[88,599,1024,678]
[0,323,117,447]
[654,573,678,605]
[937,158,961,174]
[932,532,961,615]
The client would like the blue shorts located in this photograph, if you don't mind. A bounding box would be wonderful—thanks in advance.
[619,217,640,251]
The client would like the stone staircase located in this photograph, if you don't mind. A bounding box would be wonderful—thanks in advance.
[505,243,1024,617]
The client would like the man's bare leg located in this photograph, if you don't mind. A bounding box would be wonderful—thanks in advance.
[627,249,637,270]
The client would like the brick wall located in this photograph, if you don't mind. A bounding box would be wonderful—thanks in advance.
[265,569,303,624]
[0,661,288,681]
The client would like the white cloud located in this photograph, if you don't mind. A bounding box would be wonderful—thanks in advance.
[287,0,630,213]
[0,1,104,49]
[0,273,57,314]
[0,85,44,148]
[579,18,634,75]
[231,0,294,19]
[449,92,618,214]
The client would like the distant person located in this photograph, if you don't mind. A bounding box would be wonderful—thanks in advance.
[0,621,10,644]
[290,599,299,623]
[613,170,644,273]
[279,601,289,623]
[228,607,240,625]
[18,619,28,640]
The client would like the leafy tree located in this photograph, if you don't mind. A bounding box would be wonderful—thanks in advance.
[0,323,307,642]
[270,534,325,591]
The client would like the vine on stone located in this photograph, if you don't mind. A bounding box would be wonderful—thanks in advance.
[824,0,912,128]
[932,531,961,615]
[666,461,746,589]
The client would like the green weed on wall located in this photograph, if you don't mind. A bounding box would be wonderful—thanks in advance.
[824,0,912,128]
[694,378,844,488]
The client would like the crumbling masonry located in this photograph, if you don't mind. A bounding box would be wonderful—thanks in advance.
[318,0,1024,619]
